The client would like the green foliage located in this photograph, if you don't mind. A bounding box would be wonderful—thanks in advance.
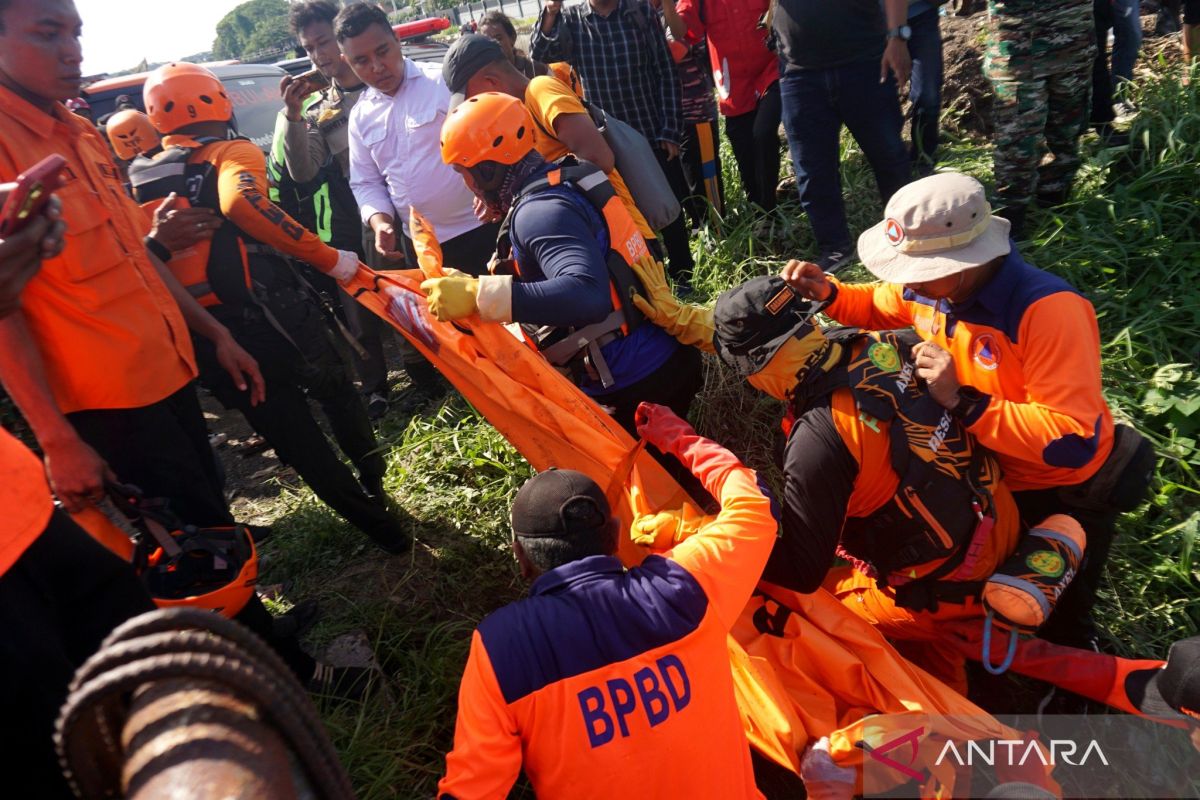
[213,0,292,60]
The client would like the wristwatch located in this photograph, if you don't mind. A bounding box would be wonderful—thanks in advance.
[951,386,986,420]
[887,25,913,41]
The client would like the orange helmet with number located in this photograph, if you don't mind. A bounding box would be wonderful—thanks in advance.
[106,109,160,160]
[440,91,535,170]
[143,62,233,134]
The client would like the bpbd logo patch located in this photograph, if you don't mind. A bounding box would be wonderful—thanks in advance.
[972,334,1001,371]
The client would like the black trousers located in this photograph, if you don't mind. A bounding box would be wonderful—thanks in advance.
[679,118,726,227]
[652,149,698,281]
[299,263,393,397]
[1091,0,1117,128]
[68,383,231,526]
[1013,487,1118,647]
[723,80,783,212]
[0,511,157,799]
[197,291,395,540]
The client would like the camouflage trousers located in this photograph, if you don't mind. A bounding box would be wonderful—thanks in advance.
[985,3,1097,209]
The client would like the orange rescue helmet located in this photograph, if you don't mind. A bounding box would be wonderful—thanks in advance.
[106,109,160,160]
[440,91,535,169]
[143,62,233,134]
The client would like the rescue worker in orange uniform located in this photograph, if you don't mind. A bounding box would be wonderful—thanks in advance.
[0,0,263,527]
[129,62,411,553]
[0,182,156,799]
[424,92,701,439]
[782,172,1152,648]
[700,275,1042,691]
[438,402,776,800]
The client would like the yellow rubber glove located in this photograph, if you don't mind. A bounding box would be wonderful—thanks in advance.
[627,253,716,352]
[420,274,480,321]
[629,507,712,549]
[631,292,716,353]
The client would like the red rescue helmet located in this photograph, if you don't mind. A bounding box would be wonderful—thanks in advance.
[143,62,233,134]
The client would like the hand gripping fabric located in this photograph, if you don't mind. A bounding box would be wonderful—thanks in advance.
[630,282,716,352]
[347,210,1061,789]
[421,274,481,321]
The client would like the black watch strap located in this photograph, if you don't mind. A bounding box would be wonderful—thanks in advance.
[144,235,172,263]
[951,386,985,420]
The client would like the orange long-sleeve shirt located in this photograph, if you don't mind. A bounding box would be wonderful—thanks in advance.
[161,135,339,273]
[0,87,196,413]
[825,251,1113,491]
[438,436,775,800]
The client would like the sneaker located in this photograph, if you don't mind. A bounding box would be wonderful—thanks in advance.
[308,663,378,703]
[273,597,321,639]
[208,432,228,448]
[1113,100,1137,124]
[366,392,389,420]
[815,249,854,274]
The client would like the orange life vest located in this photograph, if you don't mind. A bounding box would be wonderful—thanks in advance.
[791,329,1005,609]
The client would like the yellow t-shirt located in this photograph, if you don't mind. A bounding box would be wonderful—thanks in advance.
[522,76,655,240]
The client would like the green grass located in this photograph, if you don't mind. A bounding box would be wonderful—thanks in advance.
[254,64,1200,796]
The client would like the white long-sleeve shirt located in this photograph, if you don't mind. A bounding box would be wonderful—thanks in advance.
[348,58,480,241]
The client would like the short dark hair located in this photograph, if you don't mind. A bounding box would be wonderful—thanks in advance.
[516,517,617,574]
[289,0,339,35]
[479,10,517,41]
[511,501,614,575]
[334,2,394,42]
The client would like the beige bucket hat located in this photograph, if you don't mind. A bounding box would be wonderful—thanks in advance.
[857,172,1012,284]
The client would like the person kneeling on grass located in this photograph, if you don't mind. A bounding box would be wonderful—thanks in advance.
[781,172,1156,651]
[421,91,701,438]
[437,402,776,800]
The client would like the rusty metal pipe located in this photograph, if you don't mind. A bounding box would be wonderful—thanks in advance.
[123,678,297,800]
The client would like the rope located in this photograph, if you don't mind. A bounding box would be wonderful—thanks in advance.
[55,608,355,800]
[981,610,1020,676]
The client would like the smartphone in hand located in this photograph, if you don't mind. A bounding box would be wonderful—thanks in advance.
[297,67,331,96]
[0,154,67,237]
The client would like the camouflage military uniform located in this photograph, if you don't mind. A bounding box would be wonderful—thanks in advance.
[985,0,1096,213]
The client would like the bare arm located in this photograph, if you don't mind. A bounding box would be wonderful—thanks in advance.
[0,312,115,511]
[660,0,688,43]
[552,112,616,173]
[880,0,912,87]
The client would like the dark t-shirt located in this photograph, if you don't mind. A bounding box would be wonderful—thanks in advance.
[760,399,859,593]
[773,0,887,70]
